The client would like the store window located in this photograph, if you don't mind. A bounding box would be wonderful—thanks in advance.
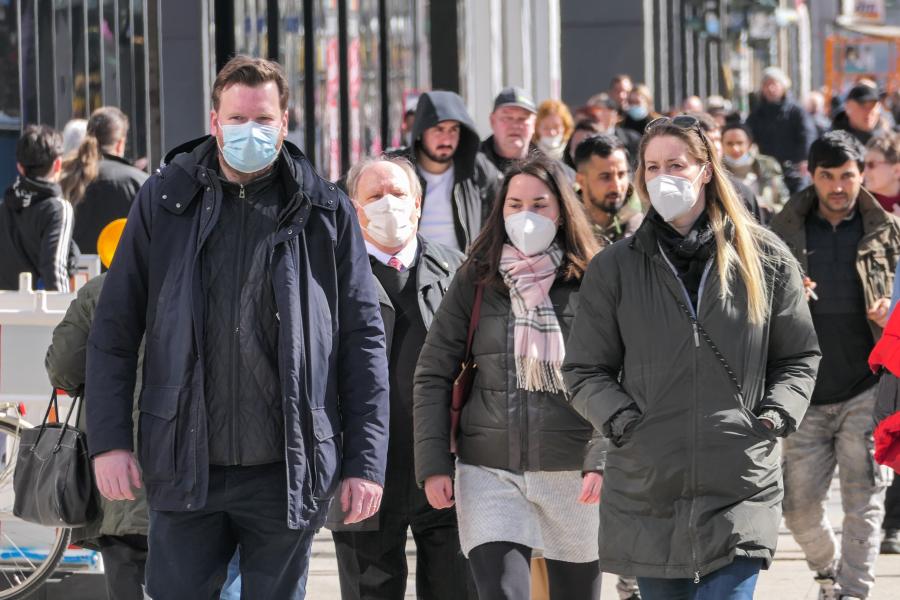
[278,0,305,153]
[347,0,381,163]
[386,0,416,149]
[0,0,20,129]
[314,0,341,181]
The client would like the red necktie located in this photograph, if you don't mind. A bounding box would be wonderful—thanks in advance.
[387,256,404,271]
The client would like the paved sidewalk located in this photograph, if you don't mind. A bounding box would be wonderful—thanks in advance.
[306,477,900,599]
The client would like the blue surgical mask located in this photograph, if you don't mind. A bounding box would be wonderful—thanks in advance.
[627,105,649,121]
[217,120,282,173]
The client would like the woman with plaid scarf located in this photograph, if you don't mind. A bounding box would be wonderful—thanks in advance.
[413,155,604,599]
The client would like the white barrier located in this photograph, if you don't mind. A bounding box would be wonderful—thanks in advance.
[0,258,101,416]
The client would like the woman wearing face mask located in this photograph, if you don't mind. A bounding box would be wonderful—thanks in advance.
[622,84,662,135]
[413,156,603,600]
[720,122,790,215]
[533,100,574,162]
[562,116,821,600]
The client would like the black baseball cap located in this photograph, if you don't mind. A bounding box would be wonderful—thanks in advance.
[847,84,880,104]
[492,86,537,113]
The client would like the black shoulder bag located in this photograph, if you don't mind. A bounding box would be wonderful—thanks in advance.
[13,389,98,527]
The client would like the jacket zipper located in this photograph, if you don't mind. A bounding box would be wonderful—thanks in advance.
[658,246,710,583]
[230,189,247,464]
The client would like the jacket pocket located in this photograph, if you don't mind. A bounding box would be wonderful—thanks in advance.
[311,406,342,500]
[137,386,179,483]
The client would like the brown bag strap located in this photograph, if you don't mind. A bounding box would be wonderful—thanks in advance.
[464,285,485,360]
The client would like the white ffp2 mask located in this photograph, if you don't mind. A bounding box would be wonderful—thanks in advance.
[646,166,706,222]
[362,195,415,247]
[504,211,558,256]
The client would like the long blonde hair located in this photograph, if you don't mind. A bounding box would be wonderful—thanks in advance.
[634,119,771,324]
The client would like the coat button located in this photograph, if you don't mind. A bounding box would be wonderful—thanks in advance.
[329,185,335,191]
[175,202,182,208]
[162,194,168,199]
[288,229,293,235]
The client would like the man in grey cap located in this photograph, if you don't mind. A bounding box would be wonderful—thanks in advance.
[832,84,892,146]
[480,86,539,173]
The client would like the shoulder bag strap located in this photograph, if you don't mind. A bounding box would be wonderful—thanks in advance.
[463,284,485,361]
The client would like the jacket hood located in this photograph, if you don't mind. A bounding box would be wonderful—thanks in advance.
[411,91,481,178]
[3,175,63,211]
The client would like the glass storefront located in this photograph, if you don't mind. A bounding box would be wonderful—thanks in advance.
[10,0,427,183]
[15,0,159,167]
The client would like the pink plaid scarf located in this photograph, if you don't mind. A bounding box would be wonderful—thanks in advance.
[499,243,566,394]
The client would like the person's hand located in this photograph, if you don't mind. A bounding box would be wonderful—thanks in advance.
[867,297,891,328]
[424,475,455,509]
[802,276,818,302]
[797,160,810,179]
[578,472,603,505]
[340,477,383,524]
[93,450,142,501]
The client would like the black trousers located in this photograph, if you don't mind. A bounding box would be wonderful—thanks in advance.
[145,463,316,600]
[468,542,601,600]
[332,507,475,600]
[885,476,900,530]
[97,534,148,600]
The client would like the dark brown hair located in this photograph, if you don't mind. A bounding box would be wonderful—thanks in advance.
[465,155,600,286]
[60,106,130,205]
[212,55,289,111]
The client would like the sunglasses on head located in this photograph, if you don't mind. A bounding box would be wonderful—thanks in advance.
[647,114,702,133]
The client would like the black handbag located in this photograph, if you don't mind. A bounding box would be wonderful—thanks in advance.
[13,390,98,527]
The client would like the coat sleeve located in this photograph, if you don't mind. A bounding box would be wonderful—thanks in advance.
[759,249,822,433]
[45,276,102,394]
[412,266,474,485]
[562,251,637,435]
[85,177,155,456]
[334,194,390,486]
[38,197,74,292]
[875,373,900,425]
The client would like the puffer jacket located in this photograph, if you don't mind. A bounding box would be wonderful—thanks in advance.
[562,218,821,580]
[770,185,900,340]
[45,273,148,544]
[413,264,605,485]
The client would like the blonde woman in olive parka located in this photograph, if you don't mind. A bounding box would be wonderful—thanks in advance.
[562,116,821,599]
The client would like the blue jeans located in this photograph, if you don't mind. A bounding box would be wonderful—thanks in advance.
[218,550,241,600]
[636,558,763,600]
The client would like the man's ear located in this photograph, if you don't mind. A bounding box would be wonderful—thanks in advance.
[15,163,25,177]
[51,156,63,176]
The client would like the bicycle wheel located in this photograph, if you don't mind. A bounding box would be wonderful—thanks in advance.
[0,418,73,599]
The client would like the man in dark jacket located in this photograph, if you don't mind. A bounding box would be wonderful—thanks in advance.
[395,90,500,252]
[328,157,473,600]
[770,130,899,599]
[831,84,892,147]
[85,55,390,599]
[0,125,76,292]
[747,67,818,194]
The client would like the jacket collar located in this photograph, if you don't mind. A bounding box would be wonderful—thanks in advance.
[775,185,892,238]
[416,235,456,288]
[157,136,341,221]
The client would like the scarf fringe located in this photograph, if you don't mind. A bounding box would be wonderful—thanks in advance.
[515,356,566,394]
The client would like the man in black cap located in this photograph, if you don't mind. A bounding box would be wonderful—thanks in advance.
[832,84,891,146]
[480,86,539,174]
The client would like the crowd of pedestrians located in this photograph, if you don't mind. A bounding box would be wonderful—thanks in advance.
[2,53,900,600]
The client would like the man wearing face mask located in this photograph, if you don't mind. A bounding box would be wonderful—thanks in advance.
[392,90,500,253]
[85,55,390,598]
[328,157,474,600]
[573,133,643,244]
